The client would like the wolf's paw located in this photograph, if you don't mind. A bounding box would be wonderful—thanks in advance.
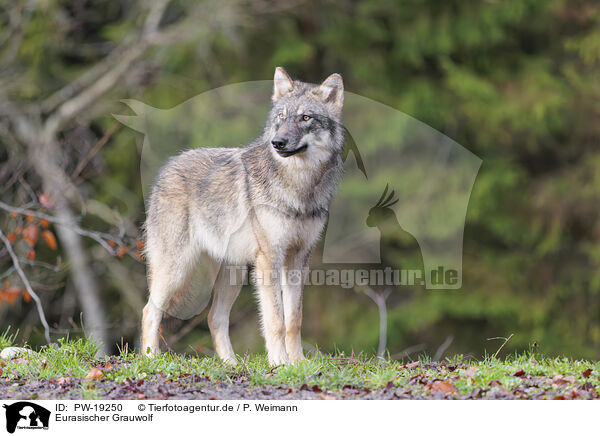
[221,356,239,366]
[288,354,307,364]
[267,350,290,366]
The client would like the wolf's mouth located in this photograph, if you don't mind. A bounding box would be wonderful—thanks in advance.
[276,144,308,157]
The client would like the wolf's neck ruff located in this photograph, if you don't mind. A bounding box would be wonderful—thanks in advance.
[142,67,345,366]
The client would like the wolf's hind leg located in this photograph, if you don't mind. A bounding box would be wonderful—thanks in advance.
[208,264,244,365]
[142,259,197,355]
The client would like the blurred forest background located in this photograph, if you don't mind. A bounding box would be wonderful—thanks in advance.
[1,0,599,360]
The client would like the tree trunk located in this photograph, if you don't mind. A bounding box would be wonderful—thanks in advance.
[28,135,110,355]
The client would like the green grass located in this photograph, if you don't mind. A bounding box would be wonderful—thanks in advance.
[0,327,18,350]
[1,337,599,398]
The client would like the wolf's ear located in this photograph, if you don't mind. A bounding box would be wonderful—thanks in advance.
[314,73,344,115]
[273,67,294,102]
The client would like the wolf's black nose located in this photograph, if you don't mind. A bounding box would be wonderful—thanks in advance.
[272,138,288,150]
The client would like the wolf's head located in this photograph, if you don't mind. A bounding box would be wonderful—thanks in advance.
[264,67,344,165]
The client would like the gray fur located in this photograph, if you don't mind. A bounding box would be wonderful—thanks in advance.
[142,67,345,365]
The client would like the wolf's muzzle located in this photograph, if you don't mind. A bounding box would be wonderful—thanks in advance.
[272,135,308,157]
[275,144,308,157]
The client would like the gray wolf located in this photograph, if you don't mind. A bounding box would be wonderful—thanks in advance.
[141,67,345,365]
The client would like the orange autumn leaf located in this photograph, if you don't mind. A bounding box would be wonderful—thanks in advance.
[429,380,458,394]
[116,246,129,258]
[27,249,36,261]
[25,214,35,223]
[42,230,57,250]
[6,232,17,243]
[23,290,31,303]
[5,286,21,305]
[39,218,50,229]
[85,367,103,380]
[23,224,39,246]
[10,211,18,218]
[108,239,115,248]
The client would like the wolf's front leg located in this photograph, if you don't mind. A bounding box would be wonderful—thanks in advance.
[255,251,289,366]
[281,250,309,362]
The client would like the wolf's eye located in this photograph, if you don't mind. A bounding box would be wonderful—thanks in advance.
[302,115,312,121]
[278,113,285,119]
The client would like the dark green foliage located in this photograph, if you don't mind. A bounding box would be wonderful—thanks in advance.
[1,0,600,359]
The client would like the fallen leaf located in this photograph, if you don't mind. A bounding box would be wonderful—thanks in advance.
[552,375,569,386]
[342,385,360,394]
[319,394,337,400]
[430,380,458,394]
[488,380,503,387]
[513,370,525,377]
[56,377,71,385]
[404,361,419,369]
[85,367,103,380]
[464,366,477,377]
[583,369,592,378]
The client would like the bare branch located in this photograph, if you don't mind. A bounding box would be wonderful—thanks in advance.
[0,200,123,256]
[487,333,514,359]
[363,287,391,358]
[42,0,172,139]
[433,335,454,361]
[71,124,121,181]
[0,229,51,343]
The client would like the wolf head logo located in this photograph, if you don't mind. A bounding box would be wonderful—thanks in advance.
[3,402,50,433]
